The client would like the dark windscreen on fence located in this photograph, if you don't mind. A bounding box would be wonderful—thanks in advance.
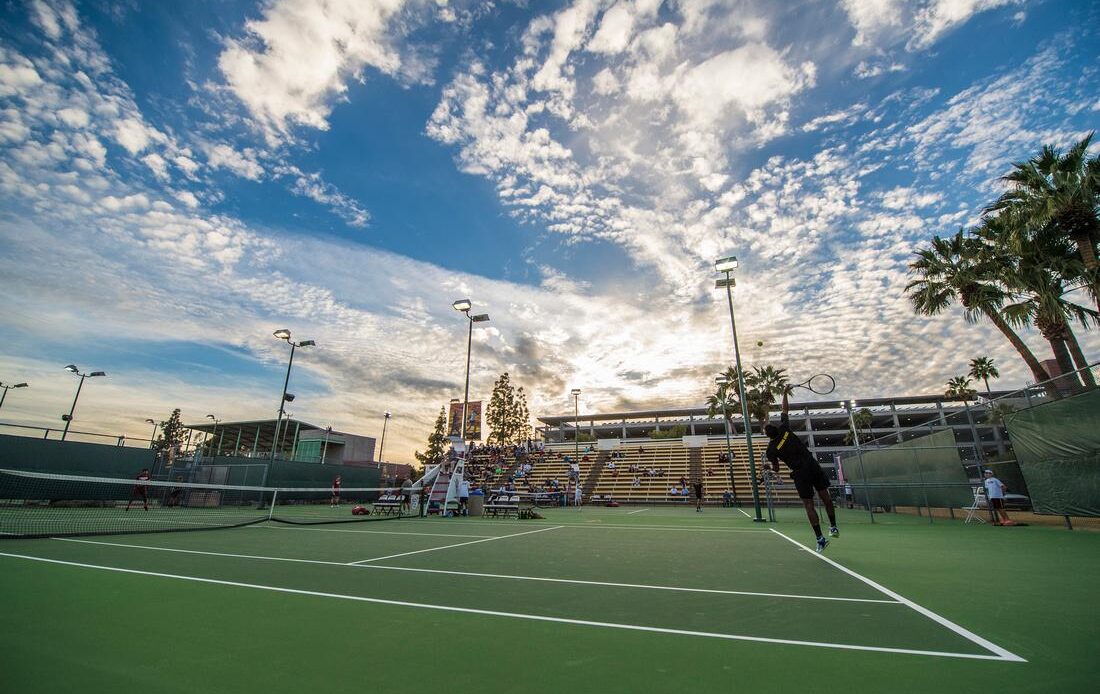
[844,428,973,509]
[1005,389,1100,517]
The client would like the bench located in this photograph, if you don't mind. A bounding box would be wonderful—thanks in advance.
[485,494,519,518]
[372,494,403,516]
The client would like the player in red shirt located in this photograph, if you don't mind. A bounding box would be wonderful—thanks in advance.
[126,468,152,511]
[330,475,342,508]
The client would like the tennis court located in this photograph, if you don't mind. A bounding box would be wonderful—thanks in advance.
[3,504,1098,693]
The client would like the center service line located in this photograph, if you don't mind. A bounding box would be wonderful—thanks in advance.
[347,525,563,564]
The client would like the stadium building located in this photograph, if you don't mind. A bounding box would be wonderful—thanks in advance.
[536,392,1018,471]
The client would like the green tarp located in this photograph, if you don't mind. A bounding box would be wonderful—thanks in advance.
[1004,389,1100,517]
[844,429,973,509]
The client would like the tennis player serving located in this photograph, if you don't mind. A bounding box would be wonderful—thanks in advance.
[764,390,838,552]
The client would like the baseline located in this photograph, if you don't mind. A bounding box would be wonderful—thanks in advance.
[767,528,1026,663]
[0,551,1006,661]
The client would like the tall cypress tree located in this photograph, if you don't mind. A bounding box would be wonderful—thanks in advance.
[414,407,448,467]
[154,408,186,453]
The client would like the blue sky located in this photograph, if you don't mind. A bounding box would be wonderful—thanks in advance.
[0,0,1097,461]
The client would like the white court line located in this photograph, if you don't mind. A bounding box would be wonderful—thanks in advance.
[0,551,1009,661]
[52,538,897,604]
[735,507,752,518]
[626,508,648,515]
[336,520,769,534]
[250,526,495,539]
[767,528,1026,663]
[347,525,562,564]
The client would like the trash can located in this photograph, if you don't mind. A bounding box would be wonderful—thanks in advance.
[468,494,485,517]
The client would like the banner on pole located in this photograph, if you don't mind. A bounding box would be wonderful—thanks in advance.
[448,400,483,440]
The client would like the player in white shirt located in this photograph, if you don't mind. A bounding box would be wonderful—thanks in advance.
[983,469,1014,526]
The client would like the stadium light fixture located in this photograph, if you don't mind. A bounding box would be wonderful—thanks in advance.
[206,414,222,456]
[454,299,490,443]
[0,380,29,411]
[271,330,316,461]
[60,365,106,441]
[714,253,763,522]
[715,256,739,272]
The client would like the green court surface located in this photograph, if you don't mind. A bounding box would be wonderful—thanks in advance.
[1,506,1097,693]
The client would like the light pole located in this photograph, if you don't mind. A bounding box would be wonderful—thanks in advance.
[61,365,105,441]
[145,418,159,449]
[570,388,581,462]
[715,256,763,521]
[453,299,490,444]
[206,414,221,456]
[715,375,737,504]
[844,400,875,523]
[271,329,315,460]
[0,381,28,411]
[379,411,392,462]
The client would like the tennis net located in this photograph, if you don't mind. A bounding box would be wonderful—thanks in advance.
[0,468,420,539]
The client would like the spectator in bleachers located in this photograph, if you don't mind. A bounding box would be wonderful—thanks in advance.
[722,490,733,507]
[631,477,641,487]
[669,485,680,496]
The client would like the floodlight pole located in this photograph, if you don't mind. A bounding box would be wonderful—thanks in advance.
[61,367,104,441]
[462,316,473,442]
[454,301,489,446]
[845,401,875,523]
[145,418,159,449]
[271,330,314,461]
[0,381,28,411]
[716,260,763,521]
[379,412,391,462]
[572,389,581,463]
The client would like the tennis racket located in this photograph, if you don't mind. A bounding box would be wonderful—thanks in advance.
[791,373,836,394]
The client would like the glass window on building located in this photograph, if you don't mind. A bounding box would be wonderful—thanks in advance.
[295,440,322,463]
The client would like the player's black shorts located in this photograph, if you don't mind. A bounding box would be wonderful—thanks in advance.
[692,483,703,499]
[791,462,829,499]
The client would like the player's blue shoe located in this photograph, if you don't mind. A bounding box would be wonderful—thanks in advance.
[816,537,829,553]
[829,526,839,537]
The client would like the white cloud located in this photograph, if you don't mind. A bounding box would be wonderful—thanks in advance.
[842,0,905,46]
[842,0,1024,51]
[217,0,415,139]
[205,142,265,181]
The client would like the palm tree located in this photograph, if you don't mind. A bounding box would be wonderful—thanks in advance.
[906,231,1060,399]
[986,133,1100,310]
[968,357,999,399]
[945,376,977,403]
[976,217,1097,391]
[705,366,742,434]
[844,407,874,445]
[745,365,789,431]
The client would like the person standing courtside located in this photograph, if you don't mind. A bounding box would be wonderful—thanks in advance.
[765,391,838,552]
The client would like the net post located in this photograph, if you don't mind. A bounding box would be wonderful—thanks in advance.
[267,489,278,520]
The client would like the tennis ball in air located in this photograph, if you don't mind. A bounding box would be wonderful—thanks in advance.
[756,341,764,347]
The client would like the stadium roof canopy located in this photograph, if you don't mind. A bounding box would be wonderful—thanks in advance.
[184,418,321,454]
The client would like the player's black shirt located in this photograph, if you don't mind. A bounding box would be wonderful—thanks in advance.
[765,413,815,471]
